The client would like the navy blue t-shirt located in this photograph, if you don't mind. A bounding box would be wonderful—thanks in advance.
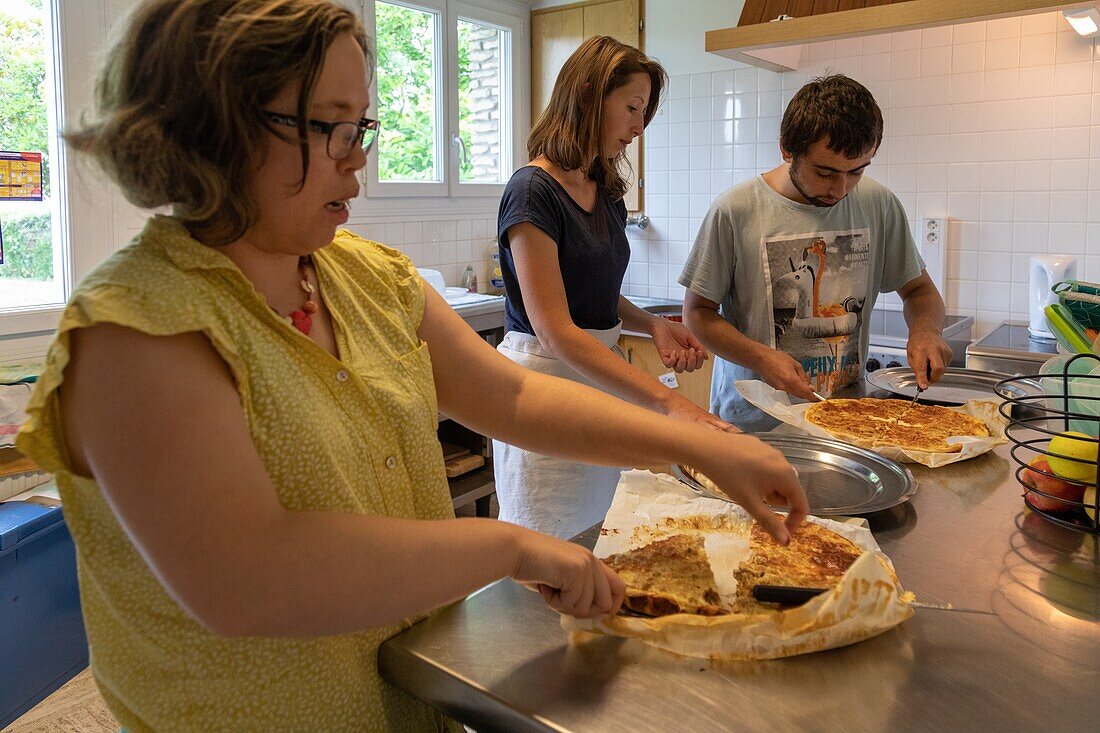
[497,166,630,335]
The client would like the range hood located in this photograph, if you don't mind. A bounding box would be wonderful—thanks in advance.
[707,0,1096,72]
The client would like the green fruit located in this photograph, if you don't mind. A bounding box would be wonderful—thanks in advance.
[1046,431,1099,484]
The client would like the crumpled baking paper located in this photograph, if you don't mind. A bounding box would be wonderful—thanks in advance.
[734,379,1007,468]
[562,470,915,660]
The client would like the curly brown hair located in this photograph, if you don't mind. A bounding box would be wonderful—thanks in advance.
[527,35,666,201]
[780,74,883,159]
[66,0,370,245]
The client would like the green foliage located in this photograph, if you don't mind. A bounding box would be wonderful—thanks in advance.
[457,22,473,180]
[376,2,437,181]
[374,6,499,183]
[1,213,53,280]
[0,0,50,196]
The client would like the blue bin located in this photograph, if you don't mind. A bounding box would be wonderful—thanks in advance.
[0,500,89,728]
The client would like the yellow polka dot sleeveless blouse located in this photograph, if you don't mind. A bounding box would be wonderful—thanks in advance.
[18,217,461,732]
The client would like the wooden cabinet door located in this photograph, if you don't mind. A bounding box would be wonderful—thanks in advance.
[620,334,715,411]
[531,0,644,212]
[584,0,641,212]
[531,7,583,126]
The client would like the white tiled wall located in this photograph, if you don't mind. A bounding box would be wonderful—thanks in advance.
[344,216,499,291]
[628,11,1100,337]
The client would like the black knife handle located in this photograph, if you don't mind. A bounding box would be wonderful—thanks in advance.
[752,584,828,605]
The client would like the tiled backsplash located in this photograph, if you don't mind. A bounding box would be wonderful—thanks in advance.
[344,217,499,292]
[628,10,1100,337]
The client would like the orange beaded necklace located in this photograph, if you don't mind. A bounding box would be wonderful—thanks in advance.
[286,257,319,335]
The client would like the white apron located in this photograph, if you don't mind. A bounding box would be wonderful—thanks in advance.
[493,325,625,539]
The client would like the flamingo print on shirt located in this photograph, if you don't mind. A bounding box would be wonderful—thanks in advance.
[764,229,870,396]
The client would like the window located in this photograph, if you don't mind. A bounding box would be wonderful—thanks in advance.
[366,0,520,200]
[375,1,442,184]
[0,0,64,314]
[457,16,506,185]
[0,1,122,353]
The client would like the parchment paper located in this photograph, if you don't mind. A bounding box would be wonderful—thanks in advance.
[734,379,1008,468]
[562,470,915,660]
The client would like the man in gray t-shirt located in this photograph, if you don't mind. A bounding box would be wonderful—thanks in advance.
[680,74,951,428]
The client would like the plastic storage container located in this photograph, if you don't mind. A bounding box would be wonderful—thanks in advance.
[0,500,88,728]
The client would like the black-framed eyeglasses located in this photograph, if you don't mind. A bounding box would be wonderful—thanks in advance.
[263,111,380,160]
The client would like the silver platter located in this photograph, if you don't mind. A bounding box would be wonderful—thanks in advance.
[866,366,1042,406]
[673,433,915,516]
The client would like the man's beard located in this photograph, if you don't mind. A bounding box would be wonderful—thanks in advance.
[789,159,839,208]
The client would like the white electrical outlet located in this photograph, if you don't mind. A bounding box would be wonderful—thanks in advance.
[921,217,947,294]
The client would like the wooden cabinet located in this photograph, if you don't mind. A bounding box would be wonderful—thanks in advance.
[439,321,504,517]
[438,419,495,517]
[711,1,1082,72]
[619,334,714,411]
[531,0,644,212]
[738,0,910,24]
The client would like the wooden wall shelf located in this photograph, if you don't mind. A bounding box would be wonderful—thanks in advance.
[707,0,1093,72]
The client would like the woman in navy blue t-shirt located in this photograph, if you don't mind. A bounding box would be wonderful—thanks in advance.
[493,36,736,539]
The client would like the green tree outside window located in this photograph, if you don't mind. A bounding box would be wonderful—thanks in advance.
[1,0,52,282]
[376,2,438,181]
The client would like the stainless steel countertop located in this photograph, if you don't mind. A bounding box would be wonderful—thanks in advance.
[451,294,505,333]
[380,381,1100,732]
[966,321,1060,364]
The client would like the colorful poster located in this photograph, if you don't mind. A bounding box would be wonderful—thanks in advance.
[0,151,44,201]
[762,228,870,397]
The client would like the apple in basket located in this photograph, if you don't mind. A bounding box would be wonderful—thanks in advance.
[1020,457,1086,513]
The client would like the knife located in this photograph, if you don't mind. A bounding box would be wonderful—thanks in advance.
[909,362,931,406]
[811,390,827,402]
[752,584,993,615]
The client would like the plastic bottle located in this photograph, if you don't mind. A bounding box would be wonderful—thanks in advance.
[489,252,505,294]
[461,265,478,293]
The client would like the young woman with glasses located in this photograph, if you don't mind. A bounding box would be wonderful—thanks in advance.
[493,37,739,540]
[18,2,805,730]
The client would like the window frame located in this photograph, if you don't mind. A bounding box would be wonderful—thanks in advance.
[0,0,118,348]
[361,0,525,206]
[365,0,449,197]
[448,2,515,198]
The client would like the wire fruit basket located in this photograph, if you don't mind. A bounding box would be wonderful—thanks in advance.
[997,353,1100,534]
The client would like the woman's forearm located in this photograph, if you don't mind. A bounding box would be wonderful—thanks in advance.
[426,296,807,542]
[469,358,717,469]
[190,514,526,637]
[540,323,675,412]
[616,294,658,334]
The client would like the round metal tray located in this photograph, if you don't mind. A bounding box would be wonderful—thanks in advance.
[866,366,1043,406]
[673,433,916,516]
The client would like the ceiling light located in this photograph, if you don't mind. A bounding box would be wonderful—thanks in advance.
[1064,6,1100,36]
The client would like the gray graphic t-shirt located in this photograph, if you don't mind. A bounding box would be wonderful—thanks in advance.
[679,175,923,428]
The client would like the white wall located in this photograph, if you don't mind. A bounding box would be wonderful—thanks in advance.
[532,0,747,76]
[624,11,1100,338]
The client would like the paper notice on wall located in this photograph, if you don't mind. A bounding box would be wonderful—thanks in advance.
[0,151,44,201]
